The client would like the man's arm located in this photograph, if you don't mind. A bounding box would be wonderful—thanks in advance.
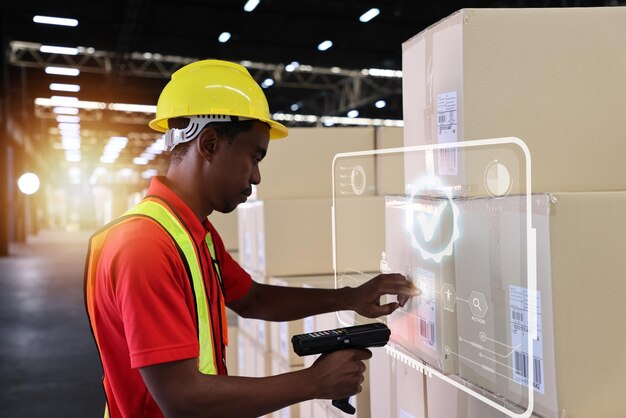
[140,349,371,418]
[227,273,419,321]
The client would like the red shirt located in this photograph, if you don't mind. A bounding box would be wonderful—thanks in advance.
[92,176,252,418]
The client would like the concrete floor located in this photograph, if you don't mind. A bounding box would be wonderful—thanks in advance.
[0,230,105,417]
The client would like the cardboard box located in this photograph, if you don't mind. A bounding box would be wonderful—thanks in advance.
[237,200,261,272]
[271,355,303,418]
[208,210,238,252]
[225,325,238,376]
[268,275,335,365]
[384,195,459,375]
[453,192,626,417]
[240,197,384,277]
[369,347,394,418]
[258,127,375,199]
[237,332,256,377]
[394,353,427,418]
[402,7,626,193]
[375,127,405,196]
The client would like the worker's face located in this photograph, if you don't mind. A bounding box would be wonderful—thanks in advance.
[211,121,270,213]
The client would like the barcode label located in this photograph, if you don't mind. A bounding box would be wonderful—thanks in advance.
[512,311,524,322]
[513,351,543,391]
[419,317,435,347]
[509,285,545,394]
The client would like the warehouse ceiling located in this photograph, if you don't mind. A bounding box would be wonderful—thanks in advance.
[0,0,619,184]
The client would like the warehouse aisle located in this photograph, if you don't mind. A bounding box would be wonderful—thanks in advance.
[0,230,105,418]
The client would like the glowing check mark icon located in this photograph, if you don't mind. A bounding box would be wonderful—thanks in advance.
[417,201,448,242]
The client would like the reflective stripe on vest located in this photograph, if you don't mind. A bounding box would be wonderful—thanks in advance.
[123,199,218,375]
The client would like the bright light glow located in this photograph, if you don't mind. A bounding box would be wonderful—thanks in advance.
[330,67,342,73]
[65,150,81,162]
[375,100,386,108]
[40,45,79,55]
[243,0,260,12]
[56,115,80,123]
[290,103,300,112]
[133,157,149,165]
[17,173,40,195]
[36,97,105,110]
[33,15,78,27]
[359,8,380,23]
[285,61,300,72]
[68,167,82,184]
[271,112,404,127]
[261,78,274,88]
[347,110,359,118]
[107,103,157,113]
[317,40,333,51]
[100,136,128,164]
[50,83,81,92]
[120,168,134,177]
[218,32,231,43]
[50,96,79,106]
[53,106,79,115]
[58,122,81,131]
[45,66,80,76]
[142,168,158,179]
[364,68,402,78]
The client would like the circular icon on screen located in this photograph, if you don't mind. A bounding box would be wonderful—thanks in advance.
[350,165,366,195]
[484,160,512,198]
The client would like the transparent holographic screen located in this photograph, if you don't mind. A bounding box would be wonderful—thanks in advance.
[331,138,538,418]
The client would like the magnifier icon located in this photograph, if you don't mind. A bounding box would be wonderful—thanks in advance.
[472,298,482,311]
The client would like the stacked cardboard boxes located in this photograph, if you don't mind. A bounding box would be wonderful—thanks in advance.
[380,6,626,418]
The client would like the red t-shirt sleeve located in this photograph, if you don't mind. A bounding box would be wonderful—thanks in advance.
[207,222,253,303]
[107,219,199,369]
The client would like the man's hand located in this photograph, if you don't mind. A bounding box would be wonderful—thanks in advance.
[347,274,420,318]
[307,349,372,400]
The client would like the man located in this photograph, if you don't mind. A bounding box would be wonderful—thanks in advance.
[85,59,417,418]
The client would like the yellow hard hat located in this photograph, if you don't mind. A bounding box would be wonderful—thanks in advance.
[149,59,288,140]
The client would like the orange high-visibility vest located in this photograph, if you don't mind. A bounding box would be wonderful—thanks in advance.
[85,196,228,417]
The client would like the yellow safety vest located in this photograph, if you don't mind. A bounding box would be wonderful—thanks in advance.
[85,196,226,417]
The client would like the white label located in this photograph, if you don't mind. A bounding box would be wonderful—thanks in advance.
[280,322,288,355]
[509,285,544,394]
[400,409,417,418]
[416,268,437,351]
[436,91,458,175]
[304,316,315,334]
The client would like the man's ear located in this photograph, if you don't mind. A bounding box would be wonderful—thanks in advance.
[196,126,219,160]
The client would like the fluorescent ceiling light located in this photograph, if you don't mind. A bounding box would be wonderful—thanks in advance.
[218,32,231,43]
[317,40,333,51]
[51,96,79,106]
[375,100,387,108]
[133,157,149,165]
[285,61,299,72]
[50,83,81,92]
[347,110,359,118]
[359,8,380,23]
[36,97,105,110]
[261,78,274,88]
[53,107,79,115]
[58,122,81,131]
[40,45,79,55]
[107,103,156,113]
[56,115,80,123]
[33,15,78,27]
[45,66,80,76]
[243,0,260,12]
